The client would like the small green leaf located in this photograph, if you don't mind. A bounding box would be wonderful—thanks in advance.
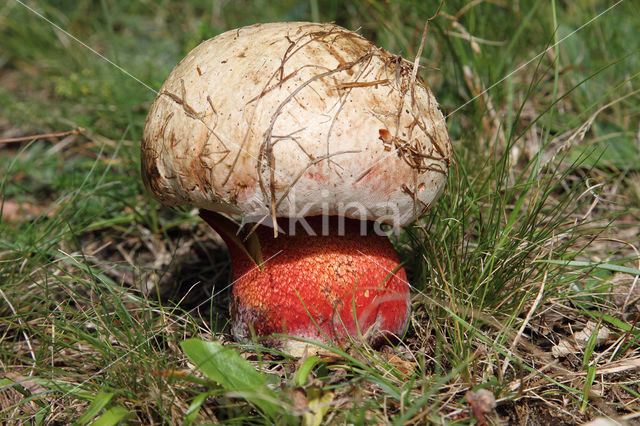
[180,339,280,420]
[90,406,130,426]
[77,391,115,425]
[199,209,264,268]
[181,339,268,390]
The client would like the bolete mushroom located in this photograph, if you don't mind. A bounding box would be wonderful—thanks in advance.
[141,22,451,355]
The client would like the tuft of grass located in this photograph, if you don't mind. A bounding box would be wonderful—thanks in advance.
[1,0,639,424]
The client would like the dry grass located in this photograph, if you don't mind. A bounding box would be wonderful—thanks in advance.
[1,0,639,424]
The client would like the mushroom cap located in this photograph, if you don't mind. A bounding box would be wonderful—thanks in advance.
[141,22,451,227]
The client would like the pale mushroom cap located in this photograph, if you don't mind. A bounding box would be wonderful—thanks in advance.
[141,22,452,227]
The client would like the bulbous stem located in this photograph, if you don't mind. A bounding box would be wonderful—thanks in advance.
[202,213,410,353]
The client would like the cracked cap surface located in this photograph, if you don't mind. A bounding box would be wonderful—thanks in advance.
[141,22,452,226]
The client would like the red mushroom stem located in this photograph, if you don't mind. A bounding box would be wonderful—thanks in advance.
[200,211,410,351]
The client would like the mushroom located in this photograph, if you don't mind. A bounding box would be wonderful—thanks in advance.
[141,22,452,355]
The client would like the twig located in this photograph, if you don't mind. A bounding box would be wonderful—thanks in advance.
[0,128,82,144]
[410,1,443,86]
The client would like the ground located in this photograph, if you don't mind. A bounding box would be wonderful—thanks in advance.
[1,1,639,424]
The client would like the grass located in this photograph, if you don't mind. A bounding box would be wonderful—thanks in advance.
[1,0,639,424]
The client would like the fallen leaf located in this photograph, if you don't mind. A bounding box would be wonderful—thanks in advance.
[609,272,640,309]
[383,352,417,375]
[581,417,625,426]
[3,372,48,397]
[552,321,612,358]
[1,200,46,222]
[576,357,640,376]
[290,387,308,415]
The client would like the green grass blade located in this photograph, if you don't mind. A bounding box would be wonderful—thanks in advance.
[182,391,216,426]
[89,405,130,426]
[581,365,597,412]
[295,355,325,387]
[538,259,640,275]
[77,391,115,425]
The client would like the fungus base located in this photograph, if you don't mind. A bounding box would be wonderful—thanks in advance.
[202,214,410,355]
